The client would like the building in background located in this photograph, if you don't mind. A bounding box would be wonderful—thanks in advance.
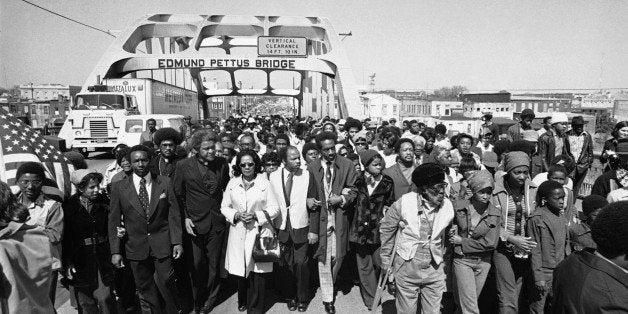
[612,93,628,122]
[511,94,572,114]
[578,93,615,116]
[19,83,81,102]
[439,115,481,136]
[360,93,400,123]
[460,92,513,119]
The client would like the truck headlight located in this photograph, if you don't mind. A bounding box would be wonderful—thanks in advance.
[75,130,82,136]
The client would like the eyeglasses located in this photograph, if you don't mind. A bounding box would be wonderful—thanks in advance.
[427,182,447,193]
[18,179,43,186]
[240,162,255,168]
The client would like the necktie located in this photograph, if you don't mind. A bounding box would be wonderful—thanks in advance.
[139,177,149,216]
[286,172,294,199]
[326,161,332,184]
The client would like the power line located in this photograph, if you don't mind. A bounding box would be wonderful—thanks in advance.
[20,0,116,38]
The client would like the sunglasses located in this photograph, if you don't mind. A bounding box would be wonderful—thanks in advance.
[240,162,255,168]
[265,163,277,167]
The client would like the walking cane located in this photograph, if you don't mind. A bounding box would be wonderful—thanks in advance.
[371,228,401,313]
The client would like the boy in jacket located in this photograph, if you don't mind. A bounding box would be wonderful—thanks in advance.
[527,180,570,313]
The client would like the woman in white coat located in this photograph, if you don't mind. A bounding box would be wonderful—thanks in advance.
[221,149,279,313]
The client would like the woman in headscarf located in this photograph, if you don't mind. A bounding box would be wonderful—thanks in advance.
[450,170,501,314]
[491,151,539,313]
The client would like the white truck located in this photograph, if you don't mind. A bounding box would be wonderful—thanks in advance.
[59,78,200,157]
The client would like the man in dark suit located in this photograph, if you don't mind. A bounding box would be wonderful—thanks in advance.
[307,131,358,314]
[565,116,594,197]
[383,138,417,201]
[552,201,628,313]
[109,145,183,314]
[172,130,230,314]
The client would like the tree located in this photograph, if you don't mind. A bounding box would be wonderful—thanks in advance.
[595,111,616,134]
[432,85,467,99]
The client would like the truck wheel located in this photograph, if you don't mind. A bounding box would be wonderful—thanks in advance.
[79,149,89,159]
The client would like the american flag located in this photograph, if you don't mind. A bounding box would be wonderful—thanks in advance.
[0,108,74,199]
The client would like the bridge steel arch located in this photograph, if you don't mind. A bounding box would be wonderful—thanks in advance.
[82,14,363,119]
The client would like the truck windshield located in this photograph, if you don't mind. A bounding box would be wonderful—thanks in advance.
[74,94,125,110]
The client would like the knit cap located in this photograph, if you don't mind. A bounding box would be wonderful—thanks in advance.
[358,149,381,167]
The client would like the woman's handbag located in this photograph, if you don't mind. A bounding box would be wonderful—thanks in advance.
[252,209,282,263]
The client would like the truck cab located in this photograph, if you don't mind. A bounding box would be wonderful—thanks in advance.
[116,114,186,147]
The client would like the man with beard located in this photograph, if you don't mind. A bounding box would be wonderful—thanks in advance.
[307,131,358,314]
[172,130,230,314]
[380,163,454,313]
[383,138,417,201]
[150,127,184,178]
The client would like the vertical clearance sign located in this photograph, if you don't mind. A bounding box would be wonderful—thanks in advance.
[258,36,308,57]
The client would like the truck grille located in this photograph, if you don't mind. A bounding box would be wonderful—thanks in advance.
[89,120,108,138]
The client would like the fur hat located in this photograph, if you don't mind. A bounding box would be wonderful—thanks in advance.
[412,163,445,188]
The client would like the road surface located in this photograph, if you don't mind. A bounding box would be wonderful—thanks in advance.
[56,153,392,313]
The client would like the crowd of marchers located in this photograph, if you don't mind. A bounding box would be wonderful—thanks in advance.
[1,111,628,314]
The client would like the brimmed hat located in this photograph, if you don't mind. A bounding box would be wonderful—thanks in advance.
[482,151,499,168]
[571,116,585,125]
[412,163,445,188]
[521,109,535,118]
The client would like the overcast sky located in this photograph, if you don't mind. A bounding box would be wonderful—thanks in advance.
[1,0,627,91]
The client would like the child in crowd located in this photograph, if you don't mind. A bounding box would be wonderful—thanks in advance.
[545,165,577,226]
[569,195,608,251]
[451,156,480,201]
[527,180,570,313]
